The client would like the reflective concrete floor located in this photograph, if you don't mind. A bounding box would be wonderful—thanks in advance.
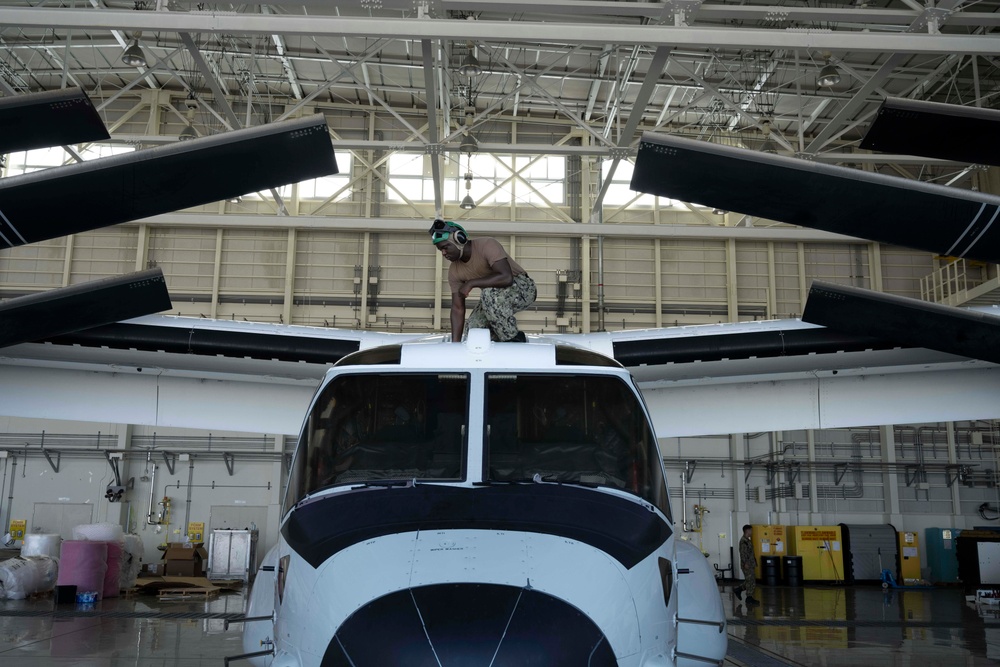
[725,583,1000,666]
[0,584,997,665]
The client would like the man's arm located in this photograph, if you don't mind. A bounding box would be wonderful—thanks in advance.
[458,258,514,296]
[450,291,466,342]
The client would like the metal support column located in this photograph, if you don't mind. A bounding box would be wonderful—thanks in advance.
[880,424,903,525]
[726,238,738,323]
[283,228,296,325]
[211,228,223,319]
[807,429,820,519]
[581,236,592,333]
[61,234,74,287]
[946,422,962,517]
[654,239,663,328]
[797,242,807,316]
[870,242,884,292]
[359,232,371,329]
[766,242,777,319]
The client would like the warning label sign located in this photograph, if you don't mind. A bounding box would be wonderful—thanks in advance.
[799,530,838,540]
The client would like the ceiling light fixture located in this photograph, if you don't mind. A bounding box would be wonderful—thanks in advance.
[460,171,476,210]
[179,105,197,141]
[460,131,479,154]
[459,107,479,154]
[458,41,483,77]
[759,118,779,154]
[816,54,841,88]
[121,32,147,68]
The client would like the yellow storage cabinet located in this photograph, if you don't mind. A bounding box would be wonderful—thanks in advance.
[750,525,787,579]
[898,531,922,583]
[787,525,844,582]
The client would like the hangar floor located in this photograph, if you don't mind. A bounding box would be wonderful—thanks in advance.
[0,584,995,665]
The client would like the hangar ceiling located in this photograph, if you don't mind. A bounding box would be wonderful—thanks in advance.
[2,0,998,205]
[2,0,1000,337]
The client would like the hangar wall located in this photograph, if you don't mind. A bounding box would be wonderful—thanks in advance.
[1,415,997,579]
[0,417,286,573]
[0,226,935,335]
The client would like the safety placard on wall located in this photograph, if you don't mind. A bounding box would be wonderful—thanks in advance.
[187,522,205,542]
[8,519,26,540]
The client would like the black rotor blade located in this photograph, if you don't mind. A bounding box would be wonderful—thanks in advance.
[0,87,110,153]
[631,131,1000,264]
[0,268,172,349]
[861,97,1000,167]
[802,280,1000,364]
[0,115,337,249]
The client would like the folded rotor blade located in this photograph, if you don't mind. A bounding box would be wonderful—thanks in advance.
[0,268,172,349]
[0,115,337,249]
[861,97,1000,167]
[802,279,1000,364]
[631,132,1000,264]
[0,87,110,153]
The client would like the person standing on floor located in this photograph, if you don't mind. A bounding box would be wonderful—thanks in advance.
[429,219,536,343]
[735,524,760,605]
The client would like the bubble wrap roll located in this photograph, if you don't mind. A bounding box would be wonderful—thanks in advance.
[72,522,124,543]
[21,533,62,560]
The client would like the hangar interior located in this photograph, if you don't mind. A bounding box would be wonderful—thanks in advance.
[2,1,1000,665]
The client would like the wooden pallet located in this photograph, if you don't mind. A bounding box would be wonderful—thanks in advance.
[157,587,219,601]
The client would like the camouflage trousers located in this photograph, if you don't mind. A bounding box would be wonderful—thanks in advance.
[464,273,536,342]
[741,569,756,597]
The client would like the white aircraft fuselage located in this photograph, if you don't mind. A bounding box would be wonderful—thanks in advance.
[242,330,726,666]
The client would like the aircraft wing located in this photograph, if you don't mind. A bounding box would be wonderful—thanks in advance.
[2,283,998,437]
[630,131,1000,264]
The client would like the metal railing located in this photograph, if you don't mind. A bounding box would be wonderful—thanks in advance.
[920,258,969,304]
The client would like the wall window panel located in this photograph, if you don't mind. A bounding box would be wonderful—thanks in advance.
[0,238,67,290]
[69,230,138,283]
[148,228,218,293]
[219,230,288,294]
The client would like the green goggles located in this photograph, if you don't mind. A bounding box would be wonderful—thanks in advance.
[430,230,454,244]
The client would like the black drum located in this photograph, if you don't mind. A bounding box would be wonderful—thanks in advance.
[761,556,781,586]
[783,556,803,586]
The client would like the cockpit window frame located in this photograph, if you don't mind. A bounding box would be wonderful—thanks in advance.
[481,370,671,520]
[282,370,471,514]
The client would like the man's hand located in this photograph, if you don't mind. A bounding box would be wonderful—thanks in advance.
[459,281,474,298]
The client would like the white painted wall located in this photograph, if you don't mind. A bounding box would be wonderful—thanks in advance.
[3,414,999,583]
[0,416,287,572]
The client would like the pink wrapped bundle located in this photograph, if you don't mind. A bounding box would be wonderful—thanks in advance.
[57,540,108,600]
[103,541,122,599]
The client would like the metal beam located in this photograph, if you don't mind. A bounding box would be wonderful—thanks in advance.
[137,213,864,243]
[590,46,670,220]
[180,0,1000,28]
[804,54,907,154]
[421,39,443,216]
[262,5,303,100]
[804,0,969,154]
[178,32,240,130]
[8,8,1000,55]
[178,32,288,215]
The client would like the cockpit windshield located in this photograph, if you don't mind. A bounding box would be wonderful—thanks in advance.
[284,373,469,510]
[484,373,670,518]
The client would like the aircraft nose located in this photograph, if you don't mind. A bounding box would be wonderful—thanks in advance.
[322,583,617,666]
